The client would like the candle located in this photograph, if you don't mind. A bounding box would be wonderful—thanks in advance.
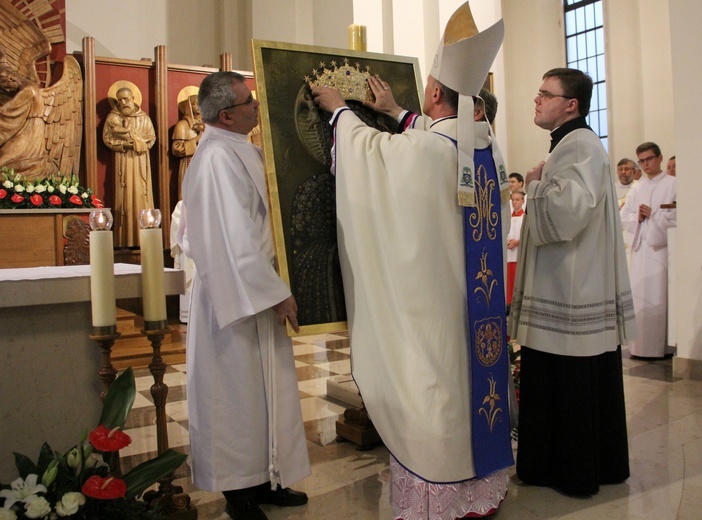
[89,209,116,327]
[348,24,367,51]
[139,209,167,323]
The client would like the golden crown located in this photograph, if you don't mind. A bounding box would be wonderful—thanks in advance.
[306,58,375,103]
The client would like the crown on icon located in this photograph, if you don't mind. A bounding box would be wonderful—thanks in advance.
[306,58,374,103]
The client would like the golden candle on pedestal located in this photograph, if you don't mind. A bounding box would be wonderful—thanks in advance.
[89,209,116,327]
[348,24,367,51]
[139,209,167,323]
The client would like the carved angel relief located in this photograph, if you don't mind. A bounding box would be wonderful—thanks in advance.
[0,0,83,180]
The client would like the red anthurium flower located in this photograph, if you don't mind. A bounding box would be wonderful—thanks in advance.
[89,425,132,452]
[69,194,83,206]
[11,193,24,203]
[0,188,7,199]
[91,195,104,208]
[30,194,43,206]
[49,195,62,206]
[81,475,127,499]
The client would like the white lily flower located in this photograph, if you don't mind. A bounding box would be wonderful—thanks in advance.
[35,185,46,193]
[2,180,12,189]
[59,185,67,194]
[67,186,78,195]
[47,185,55,193]
[0,475,47,508]
[14,185,24,193]
[26,184,35,193]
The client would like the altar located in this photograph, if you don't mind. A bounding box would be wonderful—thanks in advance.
[0,209,94,268]
[0,264,185,482]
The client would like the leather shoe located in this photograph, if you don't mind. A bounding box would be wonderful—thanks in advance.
[254,484,308,507]
[225,498,268,519]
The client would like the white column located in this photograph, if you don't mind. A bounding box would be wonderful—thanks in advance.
[670,0,702,374]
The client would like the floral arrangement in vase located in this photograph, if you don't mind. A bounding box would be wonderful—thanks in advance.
[0,167,103,210]
[0,368,186,519]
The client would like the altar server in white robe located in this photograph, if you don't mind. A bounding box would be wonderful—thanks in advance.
[313,4,512,519]
[620,142,677,358]
[509,68,637,497]
[178,71,310,520]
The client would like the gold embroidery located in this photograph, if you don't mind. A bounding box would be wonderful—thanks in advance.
[474,317,503,367]
[479,376,503,433]
[468,164,499,241]
[474,250,498,306]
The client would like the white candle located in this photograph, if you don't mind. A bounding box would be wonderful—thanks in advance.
[139,226,167,323]
[89,212,116,327]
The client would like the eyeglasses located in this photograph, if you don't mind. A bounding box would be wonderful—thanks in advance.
[637,155,659,165]
[536,90,574,100]
[221,94,255,111]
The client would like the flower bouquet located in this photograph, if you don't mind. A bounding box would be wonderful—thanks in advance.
[0,368,187,519]
[0,167,103,210]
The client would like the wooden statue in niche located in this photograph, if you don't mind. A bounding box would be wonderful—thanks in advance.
[0,0,82,180]
[171,86,203,200]
[102,81,156,248]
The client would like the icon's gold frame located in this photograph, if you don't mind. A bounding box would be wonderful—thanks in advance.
[251,39,423,336]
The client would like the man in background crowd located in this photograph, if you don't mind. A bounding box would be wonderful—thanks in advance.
[620,142,677,359]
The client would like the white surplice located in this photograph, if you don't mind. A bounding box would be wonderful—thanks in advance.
[508,128,636,356]
[620,172,677,357]
[179,125,310,492]
[616,179,638,266]
[506,210,524,264]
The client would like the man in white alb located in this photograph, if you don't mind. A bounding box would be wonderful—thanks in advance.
[620,141,677,359]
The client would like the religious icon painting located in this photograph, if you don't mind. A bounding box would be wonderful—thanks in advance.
[252,40,423,336]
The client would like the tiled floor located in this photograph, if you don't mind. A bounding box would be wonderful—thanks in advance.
[122,337,702,519]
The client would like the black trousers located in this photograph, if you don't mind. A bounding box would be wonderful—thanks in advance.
[516,345,630,496]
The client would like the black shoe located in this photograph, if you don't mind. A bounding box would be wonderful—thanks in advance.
[225,498,268,519]
[254,484,308,507]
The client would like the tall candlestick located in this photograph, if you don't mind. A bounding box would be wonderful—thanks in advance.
[139,209,167,324]
[89,209,116,327]
[348,24,367,51]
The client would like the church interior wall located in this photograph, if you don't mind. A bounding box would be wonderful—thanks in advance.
[65,0,168,60]
[501,0,565,173]
[604,0,646,164]
[62,0,701,366]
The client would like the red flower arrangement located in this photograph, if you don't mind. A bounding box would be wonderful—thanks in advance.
[0,368,187,519]
[88,426,132,452]
[81,476,127,500]
[0,167,102,210]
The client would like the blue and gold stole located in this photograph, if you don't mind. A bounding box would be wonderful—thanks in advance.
[463,145,514,478]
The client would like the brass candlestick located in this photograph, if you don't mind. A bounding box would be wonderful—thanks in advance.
[89,325,121,400]
[141,320,197,519]
[89,325,122,475]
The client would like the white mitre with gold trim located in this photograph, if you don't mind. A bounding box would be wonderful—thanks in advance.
[429,2,504,207]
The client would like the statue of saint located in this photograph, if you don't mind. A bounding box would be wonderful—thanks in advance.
[171,87,203,199]
[102,82,156,247]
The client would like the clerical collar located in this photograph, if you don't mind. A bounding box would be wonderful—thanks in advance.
[549,116,592,152]
[429,115,457,127]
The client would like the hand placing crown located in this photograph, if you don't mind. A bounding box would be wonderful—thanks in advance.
[306,58,375,103]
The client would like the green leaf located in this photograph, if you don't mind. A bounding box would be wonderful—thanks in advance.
[36,442,55,474]
[14,452,38,479]
[99,367,136,429]
[123,449,187,500]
